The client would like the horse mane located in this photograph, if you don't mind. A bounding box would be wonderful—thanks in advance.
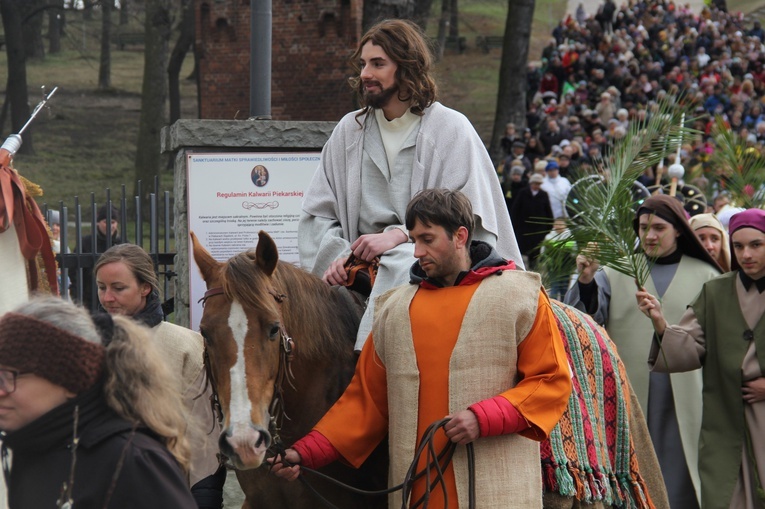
[220,250,361,362]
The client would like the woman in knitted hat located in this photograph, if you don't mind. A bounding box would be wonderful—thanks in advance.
[638,208,765,509]
[564,194,722,509]
[94,244,225,509]
[0,296,195,508]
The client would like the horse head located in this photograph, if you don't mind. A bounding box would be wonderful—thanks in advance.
[191,230,285,470]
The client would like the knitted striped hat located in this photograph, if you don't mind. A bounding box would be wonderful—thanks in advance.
[0,313,105,394]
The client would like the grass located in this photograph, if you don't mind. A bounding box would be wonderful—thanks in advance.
[3,42,194,219]
[429,0,567,140]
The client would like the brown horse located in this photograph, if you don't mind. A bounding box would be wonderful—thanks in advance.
[191,230,387,508]
[192,230,667,509]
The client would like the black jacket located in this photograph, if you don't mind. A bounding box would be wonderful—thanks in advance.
[2,384,195,509]
[510,187,553,257]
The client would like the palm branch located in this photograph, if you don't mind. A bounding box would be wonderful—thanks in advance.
[710,116,765,209]
[540,95,697,289]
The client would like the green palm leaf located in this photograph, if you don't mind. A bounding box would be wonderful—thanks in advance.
[710,116,765,209]
[540,95,696,289]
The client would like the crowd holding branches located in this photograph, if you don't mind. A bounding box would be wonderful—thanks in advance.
[502,0,765,202]
[501,0,765,285]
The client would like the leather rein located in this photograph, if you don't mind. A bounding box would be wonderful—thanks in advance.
[198,286,476,509]
[198,285,296,449]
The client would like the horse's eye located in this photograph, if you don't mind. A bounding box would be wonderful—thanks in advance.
[269,324,280,340]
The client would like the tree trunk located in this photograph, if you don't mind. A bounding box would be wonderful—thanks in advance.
[0,91,9,135]
[134,0,171,201]
[449,0,458,38]
[82,0,94,21]
[363,0,415,32]
[489,0,534,165]
[120,0,129,25]
[412,0,433,30]
[21,0,46,60]
[168,0,195,124]
[435,0,449,61]
[0,0,33,153]
[48,0,65,54]
[98,0,112,89]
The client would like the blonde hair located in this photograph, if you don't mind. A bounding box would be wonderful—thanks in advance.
[104,316,190,471]
[14,297,189,470]
[19,296,101,344]
[95,244,160,296]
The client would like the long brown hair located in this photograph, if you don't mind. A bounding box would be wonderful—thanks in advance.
[103,315,190,470]
[348,19,438,117]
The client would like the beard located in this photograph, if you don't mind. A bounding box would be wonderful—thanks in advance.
[362,82,399,109]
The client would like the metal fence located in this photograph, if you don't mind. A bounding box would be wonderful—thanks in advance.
[43,178,176,314]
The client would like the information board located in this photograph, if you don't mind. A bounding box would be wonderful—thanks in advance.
[187,152,319,330]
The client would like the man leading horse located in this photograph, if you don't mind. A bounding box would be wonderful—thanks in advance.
[272,188,572,508]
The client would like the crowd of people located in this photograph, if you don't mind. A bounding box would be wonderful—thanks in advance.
[501,0,765,268]
[508,2,765,507]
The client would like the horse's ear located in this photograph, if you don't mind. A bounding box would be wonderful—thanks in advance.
[255,231,279,277]
[190,231,220,284]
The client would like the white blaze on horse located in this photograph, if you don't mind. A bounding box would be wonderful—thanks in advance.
[191,231,387,509]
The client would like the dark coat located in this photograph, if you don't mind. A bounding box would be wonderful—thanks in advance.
[539,129,565,154]
[510,186,554,258]
[503,179,528,212]
[2,385,195,509]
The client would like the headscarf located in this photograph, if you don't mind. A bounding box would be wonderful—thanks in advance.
[689,213,731,272]
[633,194,722,272]
[728,209,765,272]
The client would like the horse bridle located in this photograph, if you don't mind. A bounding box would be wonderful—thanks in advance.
[198,285,296,448]
[199,286,476,509]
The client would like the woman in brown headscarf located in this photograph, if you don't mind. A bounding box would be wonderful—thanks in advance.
[639,208,765,509]
[564,194,722,509]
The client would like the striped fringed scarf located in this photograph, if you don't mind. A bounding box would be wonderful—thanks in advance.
[540,300,655,509]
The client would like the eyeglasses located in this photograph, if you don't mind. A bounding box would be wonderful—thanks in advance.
[0,369,20,394]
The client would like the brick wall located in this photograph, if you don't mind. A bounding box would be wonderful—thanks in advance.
[196,0,362,121]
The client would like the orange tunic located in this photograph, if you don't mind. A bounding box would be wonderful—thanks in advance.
[313,288,569,508]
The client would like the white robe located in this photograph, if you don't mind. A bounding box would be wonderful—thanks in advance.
[541,175,572,219]
[299,103,523,350]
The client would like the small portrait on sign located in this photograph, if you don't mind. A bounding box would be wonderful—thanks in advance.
[251,165,270,187]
